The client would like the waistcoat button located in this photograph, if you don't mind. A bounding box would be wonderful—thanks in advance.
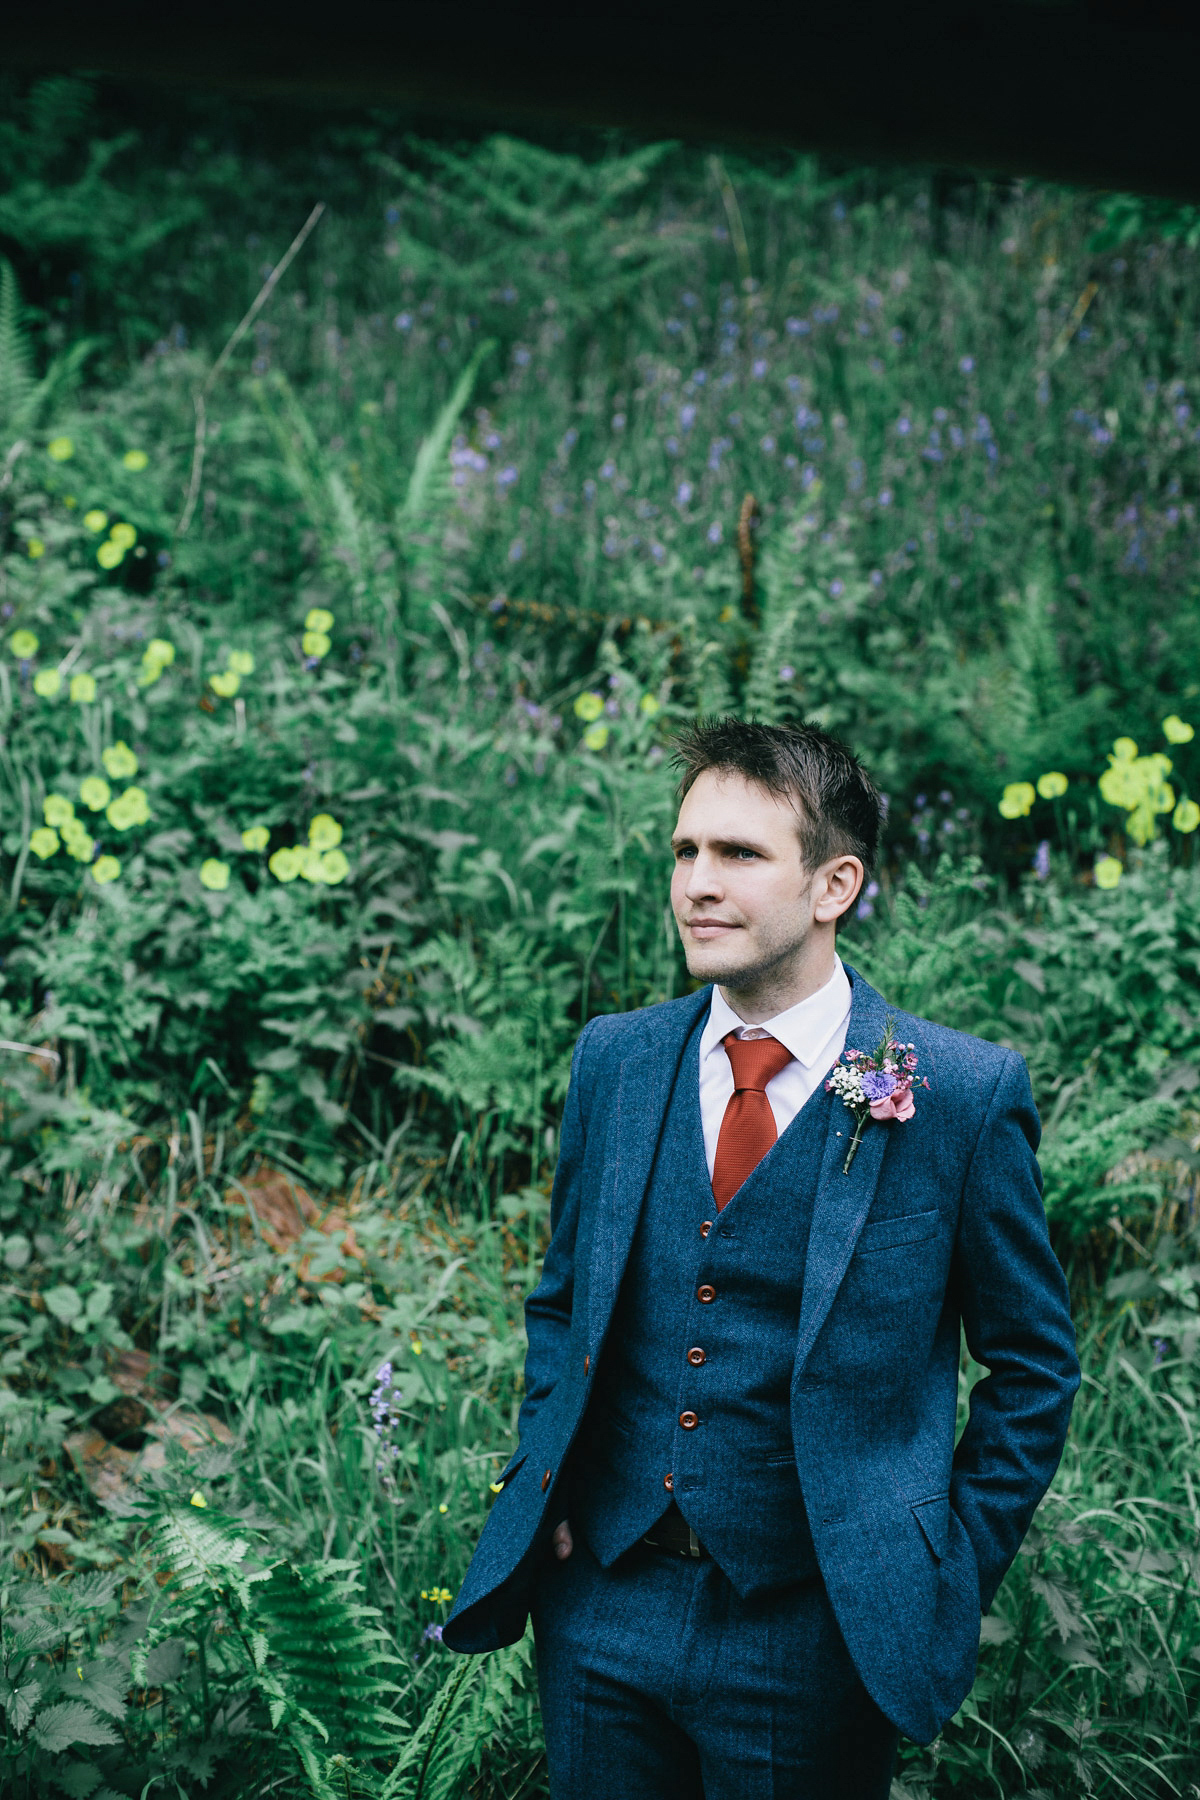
[687,1346,706,1366]
[584,1354,590,1374]
[679,1411,698,1430]
[664,1472,675,1491]
[697,1284,716,1303]
[541,1469,552,1491]
[700,1220,713,1238]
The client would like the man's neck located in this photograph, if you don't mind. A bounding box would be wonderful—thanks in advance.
[718,944,840,1027]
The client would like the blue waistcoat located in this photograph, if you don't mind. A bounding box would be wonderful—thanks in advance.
[571,1013,823,1595]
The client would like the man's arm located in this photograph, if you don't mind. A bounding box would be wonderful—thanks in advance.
[950,1051,1082,1612]
[514,1017,595,1444]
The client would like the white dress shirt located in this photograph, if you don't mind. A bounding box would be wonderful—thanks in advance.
[698,956,853,1178]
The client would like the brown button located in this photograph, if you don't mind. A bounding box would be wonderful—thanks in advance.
[697,1284,716,1303]
[687,1346,706,1366]
[700,1220,713,1238]
[584,1354,590,1375]
[679,1411,699,1430]
[664,1472,675,1491]
[541,1469,552,1492]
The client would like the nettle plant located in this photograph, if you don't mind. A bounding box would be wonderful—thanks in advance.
[997,712,1199,888]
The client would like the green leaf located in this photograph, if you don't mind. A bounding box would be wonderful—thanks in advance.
[43,1284,82,1323]
[30,1700,120,1751]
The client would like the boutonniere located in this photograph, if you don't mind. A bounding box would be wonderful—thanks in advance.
[825,1014,929,1174]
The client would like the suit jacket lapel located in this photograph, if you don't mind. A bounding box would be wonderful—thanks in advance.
[793,963,893,1377]
[588,985,711,1346]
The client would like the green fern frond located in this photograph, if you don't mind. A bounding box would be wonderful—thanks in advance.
[253,1560,404,1756]
[0,259,36,440]
[400,338,494,529]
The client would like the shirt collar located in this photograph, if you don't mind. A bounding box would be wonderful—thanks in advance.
[700,955,852,1070]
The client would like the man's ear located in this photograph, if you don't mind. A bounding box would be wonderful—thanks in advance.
[813,854,864,925]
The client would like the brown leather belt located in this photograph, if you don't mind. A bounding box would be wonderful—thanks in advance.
[641,1504,710,1560]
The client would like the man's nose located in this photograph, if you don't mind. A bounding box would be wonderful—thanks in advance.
[684,852,722,900]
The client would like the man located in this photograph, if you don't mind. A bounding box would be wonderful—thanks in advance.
[444,717,1080,1798]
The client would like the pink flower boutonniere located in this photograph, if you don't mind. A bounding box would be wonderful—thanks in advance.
[825,1014,929,1174]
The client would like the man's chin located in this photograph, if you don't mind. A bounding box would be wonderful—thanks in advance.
[683,948,755,986]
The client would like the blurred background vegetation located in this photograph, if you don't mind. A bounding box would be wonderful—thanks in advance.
[0,71,1199,1799]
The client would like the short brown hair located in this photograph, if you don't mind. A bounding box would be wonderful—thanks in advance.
[672,717,883,895]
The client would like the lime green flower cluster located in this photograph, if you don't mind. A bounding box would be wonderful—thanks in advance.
[267,814,350,885]
[302,606,334,660]
[30,793,110,881]
[1098,731,1196,846]
[83,508,138,570]
[573,686,660,752]
[139,638,175,687]
[998,771,1068,819]
[210,648,254,698]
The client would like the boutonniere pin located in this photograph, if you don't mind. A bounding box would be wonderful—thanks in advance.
[825,1014,929,1174]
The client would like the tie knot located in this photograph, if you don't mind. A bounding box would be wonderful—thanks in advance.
[723,1031,793,1092]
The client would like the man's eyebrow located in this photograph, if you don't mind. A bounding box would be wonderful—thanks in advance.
[670,833,772,855]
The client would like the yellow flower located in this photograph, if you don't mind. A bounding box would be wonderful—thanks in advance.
[308,813,343,851]
[145,638,175,667]
[998,782,1036,819]
[199,859,231,891]
[301,630,331,658]
[227,650,254,677]
[70,673,97,703]
[83,509,108,533]
[47,436,74,462]
[639,693,661,717]
[109,522,137,551]
[304,607,334,633]
[63,495,76,509]
[209,671,240,697]
[1163,714,1195,745]
[44,795,74,828]
[63,828,94,863]
[488,1480,505,1494]
[80,777,111,812]
[241,826,270,852]
[189,1490,207,1508]
[438,1503,449,1514]
[92,855,120,885]
[411,1338,423,1356]
[102,741,139,779]
[583,723,609,751]
[123,450,149,472]
[269,846,302,883]
[29,827,59,860]
[96,541,124,570]
[1094,856,1122,889]
[33,669,61,698]
[27,538,45,560]
[318,849,350,885]
[10,631,38,660]
[573,691,604,722]
[105,787,150,831]
[1036,771,1068,799]
[1174,798,1200,834]
[1111,736,1138,761]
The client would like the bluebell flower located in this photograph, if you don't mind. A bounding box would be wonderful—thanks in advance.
[869,569,882,587]
[508,537,525,562]
[612,413,626,431]
[752,359,768,378]
[829,579,844,597]
[959,355,975,373]
[561,428,578,450]
[650,541,665,562]
[692,369,707,385]
[779,665,795,682]
[878,489,893,507]
[676,481,693,505]
[786,317,811,336]
[1033,840,1051,881]
[666,319,684,334]
[680,405,697,430]
[896,417,911,436]
[600,460,616,480]
[394,313,413,332]
[707,522,723,545]
[496,465,518,487]
[856,897,874,921]
[890,327,904,345]
[760,435,776,453]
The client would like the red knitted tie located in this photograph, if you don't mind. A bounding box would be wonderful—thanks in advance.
[711,1031,794,1210]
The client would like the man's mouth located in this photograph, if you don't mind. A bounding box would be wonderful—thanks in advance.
[685,917,740,938]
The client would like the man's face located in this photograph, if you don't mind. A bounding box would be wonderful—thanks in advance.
[670,770,817,988]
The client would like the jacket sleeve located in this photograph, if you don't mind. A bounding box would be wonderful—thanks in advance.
[513,1016,595,1445]
[950,1051,1081,1613]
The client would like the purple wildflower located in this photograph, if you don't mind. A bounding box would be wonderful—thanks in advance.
[860,1070,897,1102]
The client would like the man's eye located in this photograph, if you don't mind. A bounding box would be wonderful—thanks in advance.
[676,846,696,860]
[734,848,758,860]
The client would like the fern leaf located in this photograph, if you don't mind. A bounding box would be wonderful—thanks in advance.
[0,258,36,442]
[400,340,494,527]
[252,1560,404,1756]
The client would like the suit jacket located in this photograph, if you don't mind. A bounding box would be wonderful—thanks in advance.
[443,965,1081,1745]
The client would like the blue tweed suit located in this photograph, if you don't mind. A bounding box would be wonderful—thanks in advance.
[444,965,1081,1756]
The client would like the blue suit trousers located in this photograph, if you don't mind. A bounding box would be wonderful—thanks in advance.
[531,1537,899,1799]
